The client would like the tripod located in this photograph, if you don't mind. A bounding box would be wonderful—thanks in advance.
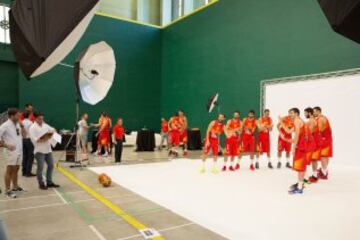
[56,95,87,169]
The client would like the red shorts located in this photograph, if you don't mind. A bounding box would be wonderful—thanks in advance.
[98,130,110,146]
[204,138,219,156]
[312,133,321,161]
[320,132,333,158]
[257,132,270,154]
[306,135,317,164]
[278,136,291,153]
[225,136,239,156]
[169,130,181,146]
[180,130,188,144]
[241,134,255,153]
[293,147,307,172]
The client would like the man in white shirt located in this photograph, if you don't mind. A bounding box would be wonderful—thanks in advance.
[21,111,35,177]
[29,112,60,190]
[77,113,90,155]
[0,108,26,198]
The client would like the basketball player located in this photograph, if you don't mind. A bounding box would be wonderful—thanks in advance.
[200,113,225,174]
[277,112,294,169]
[240,110,257,171]
[287,108,307,194]
[223,111,242,171]
[168,113,182,157]
[256,109,273,169]
[304,108,318,183]
[96,112,111,157]
[313,106,332,180]
[178,110,189,156]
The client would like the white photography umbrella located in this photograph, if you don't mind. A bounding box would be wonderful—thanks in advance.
[75,41,116,105]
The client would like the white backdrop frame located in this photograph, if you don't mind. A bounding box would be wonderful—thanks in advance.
[260,67,360,112]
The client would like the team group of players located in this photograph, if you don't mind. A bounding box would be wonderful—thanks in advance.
[166,107,332,195]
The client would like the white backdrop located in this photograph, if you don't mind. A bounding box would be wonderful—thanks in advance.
[264,73,360,166]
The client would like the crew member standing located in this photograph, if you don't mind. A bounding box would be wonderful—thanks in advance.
[19,103,35,122]
[29,112,60,190]
[22,111,35,177]
[77,113,90,157]
[112,118,125,163]
[0,108,26,198]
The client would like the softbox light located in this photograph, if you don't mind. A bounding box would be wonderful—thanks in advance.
[74,41,116,105]
[207,93,219,113]
[9,0,99,79]
[318,0,360,43]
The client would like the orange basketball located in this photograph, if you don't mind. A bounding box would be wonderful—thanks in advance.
[98,173,112,187]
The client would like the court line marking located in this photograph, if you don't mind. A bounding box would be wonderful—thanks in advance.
[0,193,58,202]
[53,188,68,204]
[89,225,107,240]
[0,194,151,214]
[56,164,166,240]
[117,223,195,240]
[0,203,64,214]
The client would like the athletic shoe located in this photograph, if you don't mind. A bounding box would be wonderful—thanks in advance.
[229,166,235,171]
[102,152,108,157]
[288,185,304,195]
[183,151,188,156]
[211,166,219,174]
[318,169,328,180]
[222,166,227,171]
[234,163,240,170]
[289,183,298,191]
[47,183,60,188]
[309,176,318,183]
[5,191,17,198]
[12,187,26,192]
[277,162,281,169]
[268,162,273,169]
[39,184,48,190]
[199,166,205,174]
[168,150,173,156]
[286,162,292,169]
[303,179,310,185]
[250,164,255,171]
[26,173,36,177]
[255,162,259,169]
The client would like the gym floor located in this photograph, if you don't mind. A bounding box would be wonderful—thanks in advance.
[0,148,225,240]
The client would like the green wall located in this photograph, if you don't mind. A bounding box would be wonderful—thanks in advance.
[0,60,18,112]
[18,15,162,130]
[161,0,360,133]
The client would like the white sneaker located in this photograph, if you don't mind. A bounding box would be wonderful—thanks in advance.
[211,166,219,174]
[102,152,109,157]
[5,191,17,198]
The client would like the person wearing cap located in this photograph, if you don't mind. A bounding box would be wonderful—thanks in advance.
[0,108,26,198]
[29,111,60,190]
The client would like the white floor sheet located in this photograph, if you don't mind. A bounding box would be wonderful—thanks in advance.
[90,158,360,240]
